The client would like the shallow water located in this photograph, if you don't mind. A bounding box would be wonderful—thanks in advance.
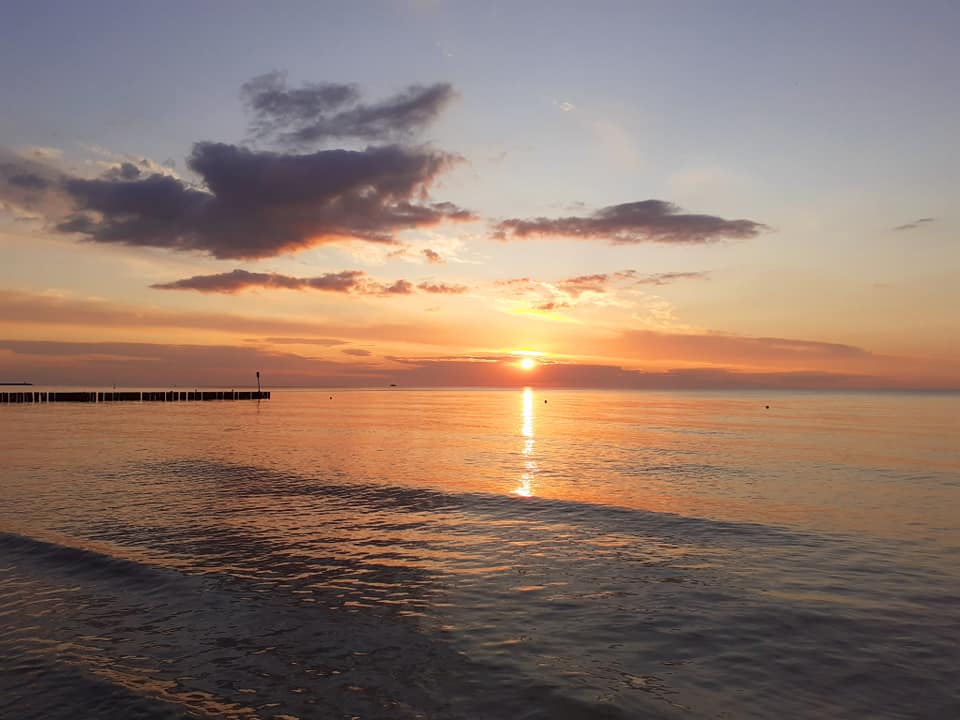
[1,388,958,719]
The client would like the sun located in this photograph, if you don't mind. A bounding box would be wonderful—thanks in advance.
[519,357,536,370]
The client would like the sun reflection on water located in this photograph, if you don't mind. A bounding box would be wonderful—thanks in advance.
[514,387,537,497]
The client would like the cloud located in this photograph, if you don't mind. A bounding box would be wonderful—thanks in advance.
[383,279,415,295]
[634,271,710,285]
[423,248,444,264]
[555,273,612,296]
[102,162,142,180]
[151,269,466,296]
[242,72,456,146]
[0,289,505,348]
[494,200,767,244]
[0,148,72,217]
[7,173,49,190]
[495,269,706,314]
[49,142,471,259]
[342,348,372,357]
[1,337,951,389]
[0,339,384,388]
[893,217,935,231]
[380,355,948,390]
[151,269,365,293]
[534,301,571,311]
[258,337,346,346]
[1,291,956,388]
[416,281,467,294]
[599,329,878,372]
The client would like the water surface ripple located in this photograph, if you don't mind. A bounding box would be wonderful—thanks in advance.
[1,389,958,719]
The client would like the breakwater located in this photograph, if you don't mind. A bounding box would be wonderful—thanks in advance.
[0,390,270,403]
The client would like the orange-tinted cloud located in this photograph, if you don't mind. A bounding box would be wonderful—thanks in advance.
[416,281,467,294]
[0,289,499,348]
[495,269,706,313]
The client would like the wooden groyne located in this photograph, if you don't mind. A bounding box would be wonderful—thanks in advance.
[0,390,270,404]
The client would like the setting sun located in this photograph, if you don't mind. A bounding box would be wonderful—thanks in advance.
[519,357,536,370]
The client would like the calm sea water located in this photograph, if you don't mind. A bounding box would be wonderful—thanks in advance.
[1,388,958,719]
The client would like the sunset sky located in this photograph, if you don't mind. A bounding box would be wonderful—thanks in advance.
[1,1,957,389]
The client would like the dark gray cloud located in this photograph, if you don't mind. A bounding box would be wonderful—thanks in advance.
[151,269,464,297]
[494,200,767,244]
[55,142,471,259]
[151,269,365,293]
[0,151,69,216]
[342,348,372,357]
[893,217,935,231]
[242,72,456,146]
[8,173,49,190]
[422,248,444,264]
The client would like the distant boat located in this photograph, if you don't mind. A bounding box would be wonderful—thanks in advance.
[389,383,398,387]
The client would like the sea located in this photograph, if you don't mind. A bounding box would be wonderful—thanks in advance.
[1,388,958,719]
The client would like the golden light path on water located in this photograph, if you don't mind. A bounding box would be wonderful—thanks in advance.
[513,386,537,497]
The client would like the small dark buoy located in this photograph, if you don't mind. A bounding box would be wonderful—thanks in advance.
[330,396,333,400]
[544,399,547,404]
[765,405,770,409]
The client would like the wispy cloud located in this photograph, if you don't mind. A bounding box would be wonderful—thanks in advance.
[893,217,935,231]
[495,269,707,315]
[257,337,347,346]
[242,71,457,146]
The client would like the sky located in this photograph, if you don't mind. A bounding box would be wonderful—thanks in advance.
[0,0,957,389]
